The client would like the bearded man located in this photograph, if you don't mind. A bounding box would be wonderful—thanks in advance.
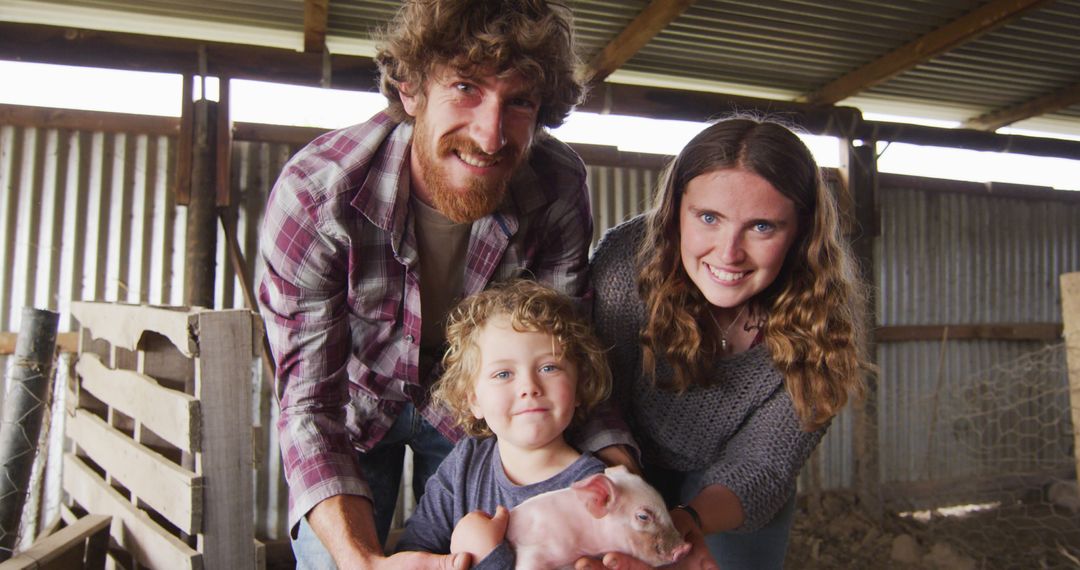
[257,1,598,567]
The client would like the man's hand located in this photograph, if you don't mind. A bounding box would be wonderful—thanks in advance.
[450,506,510,563]
[373,551,471,570]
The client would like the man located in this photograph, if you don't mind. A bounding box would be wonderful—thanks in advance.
[257,0,604,567]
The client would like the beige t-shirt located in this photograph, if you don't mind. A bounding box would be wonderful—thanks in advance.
[412,196,472,382]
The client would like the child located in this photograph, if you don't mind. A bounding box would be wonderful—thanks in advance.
[394,279,613,567]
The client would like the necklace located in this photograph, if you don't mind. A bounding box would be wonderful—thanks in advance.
[715,304,748,352]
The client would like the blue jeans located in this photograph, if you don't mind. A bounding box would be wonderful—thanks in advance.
[648,464,797,570]
[292,404,453,569]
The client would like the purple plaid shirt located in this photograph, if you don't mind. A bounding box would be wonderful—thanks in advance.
[257,111,592,532]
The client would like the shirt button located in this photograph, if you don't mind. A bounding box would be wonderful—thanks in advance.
[405,334,414,343]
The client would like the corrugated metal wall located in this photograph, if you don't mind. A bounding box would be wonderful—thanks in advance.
[4,114,1080,539]
[873,185,1080,507]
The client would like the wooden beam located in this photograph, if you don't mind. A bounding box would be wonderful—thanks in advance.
[1062,273,1080,498]
[0,104,178,135]
[862,120,1080,161]
[873,323,1063,342]
[193,311,255,568]
[303,0,330,54]
[840,139,881,518]
[800,0,1054,105]
[586,0,697,83]
[0,332,78,355]
[879,172,1080,204]
[0,21,379,91]
[963,81,1080,131]
[0,514,111,570]
[578,81,864,133]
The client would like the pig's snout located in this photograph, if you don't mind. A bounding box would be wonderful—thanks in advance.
[642,532,691,567]
[669,541,691,563]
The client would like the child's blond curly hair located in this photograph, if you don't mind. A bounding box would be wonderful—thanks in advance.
[432,280,611,438]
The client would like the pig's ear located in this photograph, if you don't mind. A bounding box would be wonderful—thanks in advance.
[571,474,617,518]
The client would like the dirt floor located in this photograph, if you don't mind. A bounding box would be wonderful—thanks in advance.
[785,491,1080,570]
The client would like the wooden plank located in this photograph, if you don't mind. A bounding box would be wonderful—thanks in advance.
[215,78,233,208]
[193,311,255,568]
[76,353,200,452]
[303,0,329,54]
[874,323,1063,342]
[585,0,696,83]
[62,454,201,570]
[67,410,202,534]
[577,81,865,135]
[0,332,77,355]
[0,21,380,92]
[232,121,325,146]
[879,172,1080,204]
[1061,273,1080,497]
[177,73,194,205]
[801,0,1053,105]
[862,121,1080,162]
[0,103,179,136]
[963,81,1080,131]
[0,514,110,570]
[71,302,198,357]
[840,140,881,517]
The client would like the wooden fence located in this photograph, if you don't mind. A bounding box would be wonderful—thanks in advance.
[64,302,262,569]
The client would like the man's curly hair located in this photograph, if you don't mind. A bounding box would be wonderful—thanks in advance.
[432,280,612,438]
[375,0,585,128]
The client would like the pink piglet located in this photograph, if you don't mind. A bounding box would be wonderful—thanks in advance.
[506,465,691,569]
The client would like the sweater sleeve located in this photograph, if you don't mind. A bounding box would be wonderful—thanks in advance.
[575,220,643,456]
[699,386,826,532]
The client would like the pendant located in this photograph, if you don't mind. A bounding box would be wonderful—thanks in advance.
[720,338,728,351]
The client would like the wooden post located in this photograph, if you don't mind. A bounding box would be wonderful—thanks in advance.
[1061,273,1080,492]
[193,310,254,568]
[185,96,219,308]
[839,138,881,517]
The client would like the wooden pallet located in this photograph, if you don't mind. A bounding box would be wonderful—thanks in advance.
[65,302,263,569]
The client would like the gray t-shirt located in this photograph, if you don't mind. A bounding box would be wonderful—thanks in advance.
[396,436,606,567]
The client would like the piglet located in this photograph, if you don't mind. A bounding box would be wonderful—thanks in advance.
[506,465,691,569]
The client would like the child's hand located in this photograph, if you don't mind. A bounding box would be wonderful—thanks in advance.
[450,505,510,563]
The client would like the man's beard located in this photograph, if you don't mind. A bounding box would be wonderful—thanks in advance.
[412,119,528,224]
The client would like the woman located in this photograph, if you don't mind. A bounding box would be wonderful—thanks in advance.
[586,117,871,569]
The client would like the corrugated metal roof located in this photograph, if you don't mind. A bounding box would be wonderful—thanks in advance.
[5,0,1080,134]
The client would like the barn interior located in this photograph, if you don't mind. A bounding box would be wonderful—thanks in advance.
[1,1,1080,568]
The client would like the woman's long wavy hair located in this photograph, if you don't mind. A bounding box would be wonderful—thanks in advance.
[375,0,584,129]
[637,118,869,431]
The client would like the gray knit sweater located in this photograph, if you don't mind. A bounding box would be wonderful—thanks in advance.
[588,215,826,532]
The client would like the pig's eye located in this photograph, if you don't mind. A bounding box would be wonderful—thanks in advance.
[636,511,652,522]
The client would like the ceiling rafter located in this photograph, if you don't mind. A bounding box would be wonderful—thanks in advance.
[963,81,1080,131]
[798,0,1053,106]
[303,0,329,54]
[585,0,697,84]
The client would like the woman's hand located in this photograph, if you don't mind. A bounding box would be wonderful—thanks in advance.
[450,506,510,564]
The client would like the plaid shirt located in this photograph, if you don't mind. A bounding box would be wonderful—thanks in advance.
[257,111,592,532]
